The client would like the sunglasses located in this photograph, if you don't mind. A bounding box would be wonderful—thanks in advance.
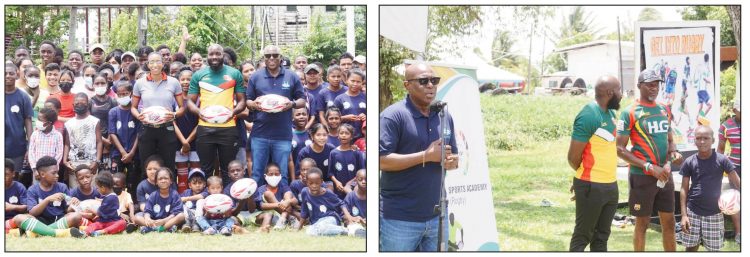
[407,77,441,86]
[264,54,280,59]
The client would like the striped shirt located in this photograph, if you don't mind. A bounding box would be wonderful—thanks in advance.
[27,129,64,169]
[618,100,672,175]
[719,117,741,166]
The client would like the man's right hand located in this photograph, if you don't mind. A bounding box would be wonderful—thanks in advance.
[681,216,690,234]
[425,139,444,163]
[652,165,670,182]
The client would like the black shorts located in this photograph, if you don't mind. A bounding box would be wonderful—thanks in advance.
[36,215,64,226]
[628,173,674,216]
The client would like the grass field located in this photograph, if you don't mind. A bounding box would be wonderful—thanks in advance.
[5,228,365,251]
[482,94,740,251]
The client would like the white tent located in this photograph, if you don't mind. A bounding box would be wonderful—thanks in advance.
[442,51,525,88]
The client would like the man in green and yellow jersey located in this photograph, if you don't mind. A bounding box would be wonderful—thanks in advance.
[187,44,246,183]
[567,76,622,251]
[617,69,683,251]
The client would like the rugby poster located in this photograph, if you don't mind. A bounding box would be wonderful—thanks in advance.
[404,60,500,251]
[635,21,721,151]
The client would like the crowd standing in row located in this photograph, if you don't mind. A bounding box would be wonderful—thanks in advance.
[5,37,367,238]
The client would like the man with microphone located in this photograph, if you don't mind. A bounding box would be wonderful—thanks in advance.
[380,62,459,251]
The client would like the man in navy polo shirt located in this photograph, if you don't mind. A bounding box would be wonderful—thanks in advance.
[380,62,459,252]
[5,63,33,171]
[246,45,306,187]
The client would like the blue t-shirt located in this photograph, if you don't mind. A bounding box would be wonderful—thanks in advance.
[680,152,737,216]
[303,88,321,120]
[292,130,312,175]
[69,186,102,201]
[256,184,291,204]
[334,92,366,139]
[299,188,342,225]
[343,190,366,219]
[180,188,208,210]
[175,99,199,150]
[316,84,348,114]
[144,189,183,219]
[327,135,341,147]
[108,106,141,158]
[24,182,70,220]
[379,96,458,222]
[328,149,365,186]
[297,144,336,181]
[5,89,33,157]
[246,68,306,140]
[97,193,122,223]
[289,180,307,201]
[5,181,27,220]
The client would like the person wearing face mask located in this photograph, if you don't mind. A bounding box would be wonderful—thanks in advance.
[254,162,300,232]
[14,58,36,98]
[90,73,118,173]
[109,81,141,198]
[63,93,103,188]
[22,66,47,125]
[105,51,122,81]
[28,108,64,185]
[566,76,622,252]
[48,69,77,122]
[73,64,98,99]
[5,63,34,177]
[96,64,118,98]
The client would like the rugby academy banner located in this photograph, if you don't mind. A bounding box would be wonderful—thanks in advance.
[404,61,501,251]
[635,21,721,151]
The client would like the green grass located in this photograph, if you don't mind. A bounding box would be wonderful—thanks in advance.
[483,94,739,251]
[5,228,365,251]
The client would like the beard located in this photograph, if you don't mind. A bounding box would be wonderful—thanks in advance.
[209,60,223,71]
[607,95,621,110]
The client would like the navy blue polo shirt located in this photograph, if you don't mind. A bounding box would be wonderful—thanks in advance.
[5,89,33,158]
[246,68,306,140]
[379,96,457,222]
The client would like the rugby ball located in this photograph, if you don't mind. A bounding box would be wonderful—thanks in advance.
[719,189,741,215]
[78,199,101,213]
[257,94,290,113]
[200,105,233,124]
[141,106,172,125]
[204,194,233,214]
[229,178,258,200]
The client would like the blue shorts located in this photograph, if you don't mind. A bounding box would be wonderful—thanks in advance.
[697,90,710,104]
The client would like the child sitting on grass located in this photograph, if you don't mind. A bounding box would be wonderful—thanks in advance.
[342,169,366,238]
[195,176,234,236]
[297,168,352,236]
[112,172,137,233]
[11,156,85,238]
[256,163,302,232]
[134,167,185,233]
[83,171,127,237]
[180,168,208,233]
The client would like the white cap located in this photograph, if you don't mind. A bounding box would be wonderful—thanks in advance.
[90,43,105,53]
[354,55,366,64]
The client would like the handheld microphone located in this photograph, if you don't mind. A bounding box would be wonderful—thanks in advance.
[429,100,447,112]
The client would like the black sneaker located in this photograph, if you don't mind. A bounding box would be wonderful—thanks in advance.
[70,228,87,238]
[126,223,138,234]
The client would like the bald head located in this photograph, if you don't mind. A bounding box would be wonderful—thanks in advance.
[594,76,620,98]
[208,44,223,53]
[695,125,714,139]
[404,63,433,80]
[263,45,280,55]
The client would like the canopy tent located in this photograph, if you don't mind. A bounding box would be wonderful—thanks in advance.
[442,51,526,90]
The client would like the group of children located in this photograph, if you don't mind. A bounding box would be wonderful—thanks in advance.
[5,153,367,238]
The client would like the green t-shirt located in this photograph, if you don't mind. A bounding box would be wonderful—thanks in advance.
[618,100,672,175]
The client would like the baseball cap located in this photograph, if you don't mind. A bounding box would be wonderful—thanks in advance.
[188,168,206,180]
[90,43,106,53]
[121,51,137,61]
[304,63,322,74]
[281,57,291,68]
[638,69,663,83]
[354,55,366,64]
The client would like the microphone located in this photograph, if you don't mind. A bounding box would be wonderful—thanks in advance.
[430,100,447,112]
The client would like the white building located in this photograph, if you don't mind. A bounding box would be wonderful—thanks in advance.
[553,40,636,95]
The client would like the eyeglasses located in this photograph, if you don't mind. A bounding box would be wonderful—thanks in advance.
[148,60,163,65]
[264,54,280,59]
[406,77,441,86]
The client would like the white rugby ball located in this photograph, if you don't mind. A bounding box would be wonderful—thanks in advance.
[78,199,101,213]
[200,105,233,124]
[230,178,258,200]
[719,189,741,215]
[141,106,171,125]
[257,94,290,113]
[204,194,233,214]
